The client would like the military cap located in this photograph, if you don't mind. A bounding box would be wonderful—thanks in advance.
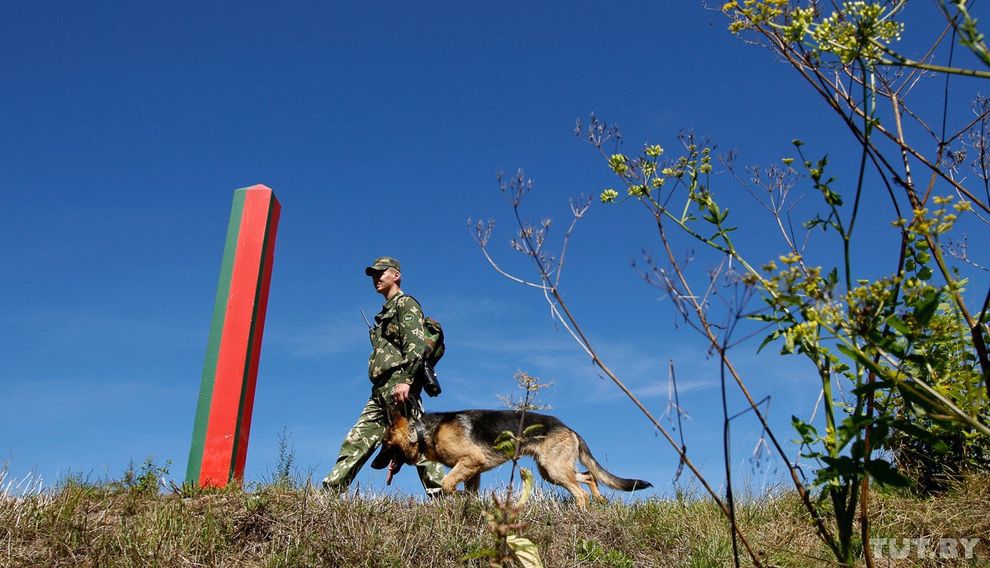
[364,256,401,275]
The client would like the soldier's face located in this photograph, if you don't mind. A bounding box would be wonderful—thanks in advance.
[371,267,400,294]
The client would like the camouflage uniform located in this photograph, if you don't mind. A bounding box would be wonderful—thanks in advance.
[323,290,446,493]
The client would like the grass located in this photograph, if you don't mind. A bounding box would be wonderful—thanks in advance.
[2,466,988,567]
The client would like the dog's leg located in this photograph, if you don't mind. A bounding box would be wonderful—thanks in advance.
[577,471,607,504]
[464,473,481,494]
[442,461,483,494]
[535,456,590,509]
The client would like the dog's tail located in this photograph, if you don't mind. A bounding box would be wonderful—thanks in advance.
[577,436,652,492]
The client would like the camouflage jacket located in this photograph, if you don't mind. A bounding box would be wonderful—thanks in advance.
[368,292,428,392]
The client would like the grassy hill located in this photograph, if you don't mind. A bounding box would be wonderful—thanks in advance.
[2,465,988,567]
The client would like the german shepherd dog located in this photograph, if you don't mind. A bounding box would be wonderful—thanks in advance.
[380,409,652,508]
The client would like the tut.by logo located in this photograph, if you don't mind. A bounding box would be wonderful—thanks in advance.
[870,537,981,559]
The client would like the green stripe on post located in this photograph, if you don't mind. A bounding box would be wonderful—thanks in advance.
[186,190,246,485]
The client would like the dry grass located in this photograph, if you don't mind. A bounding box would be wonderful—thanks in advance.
[2,469,988,567]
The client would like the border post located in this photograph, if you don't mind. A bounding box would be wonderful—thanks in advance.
[186,184,281,487]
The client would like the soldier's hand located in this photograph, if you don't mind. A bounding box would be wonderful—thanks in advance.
[393,382,411,405]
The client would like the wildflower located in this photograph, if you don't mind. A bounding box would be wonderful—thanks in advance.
[628,184,648,197]
[600,188,619,203]
[779,253,802,265]
[609,154,629,175]
[645,144,664,157]
[953,200,972,212]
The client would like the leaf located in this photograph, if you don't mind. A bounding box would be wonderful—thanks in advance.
[804,215,826,230]
[522,424,545,437]
[792,416,819,445]
[912,290,941,327]
[494,431,517,457]
[518,467,535,507]
[827,267,839,287]
[819,455,862,477]
[506,535,544,568]
[837,344,868,366]
[757,329,782,353]
[461,548,499,561]
[886,315,911,337]
[865,459,912,488]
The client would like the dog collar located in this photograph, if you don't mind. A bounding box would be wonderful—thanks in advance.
[414,422,428,459]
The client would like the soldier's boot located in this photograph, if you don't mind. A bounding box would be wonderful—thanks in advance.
[417,458,446,498]
[321,477,346,494]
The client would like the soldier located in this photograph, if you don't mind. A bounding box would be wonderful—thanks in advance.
[322,256,445,495]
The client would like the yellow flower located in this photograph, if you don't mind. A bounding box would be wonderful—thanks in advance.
[609,154,629,174]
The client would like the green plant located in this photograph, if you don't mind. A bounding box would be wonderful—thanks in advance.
[577,538,635,567]
[273,426,296,488]
[476,3,990,564]
[467,371,549,568]
[116,456,170,496]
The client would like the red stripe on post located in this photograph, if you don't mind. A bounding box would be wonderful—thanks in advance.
[232,196,281,479]
[199,185,280,487]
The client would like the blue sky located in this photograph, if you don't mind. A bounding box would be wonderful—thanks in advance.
[2,2,986,500]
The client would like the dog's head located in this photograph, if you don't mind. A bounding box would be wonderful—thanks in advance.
[381,411,422,464]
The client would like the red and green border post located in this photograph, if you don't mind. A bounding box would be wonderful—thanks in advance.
[186,185,281,487]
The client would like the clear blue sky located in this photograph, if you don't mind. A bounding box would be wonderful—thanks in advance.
[2,2,984,499]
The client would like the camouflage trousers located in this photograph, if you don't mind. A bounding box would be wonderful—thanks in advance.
[323,391,445,493]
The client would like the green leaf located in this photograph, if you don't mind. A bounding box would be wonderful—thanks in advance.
[522,424,545,437]
[886,316,911,337]
[819,455,862,477]
[461,548,499,560]
[506,535,544,568]
[837,344,869,366]
[865,459,912,488]
[747,313,776,322]
[837,415,874,450]
[757,330,782,353]
[494,431,517,457]
[913,290,941,327]
[792,416,819,444]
